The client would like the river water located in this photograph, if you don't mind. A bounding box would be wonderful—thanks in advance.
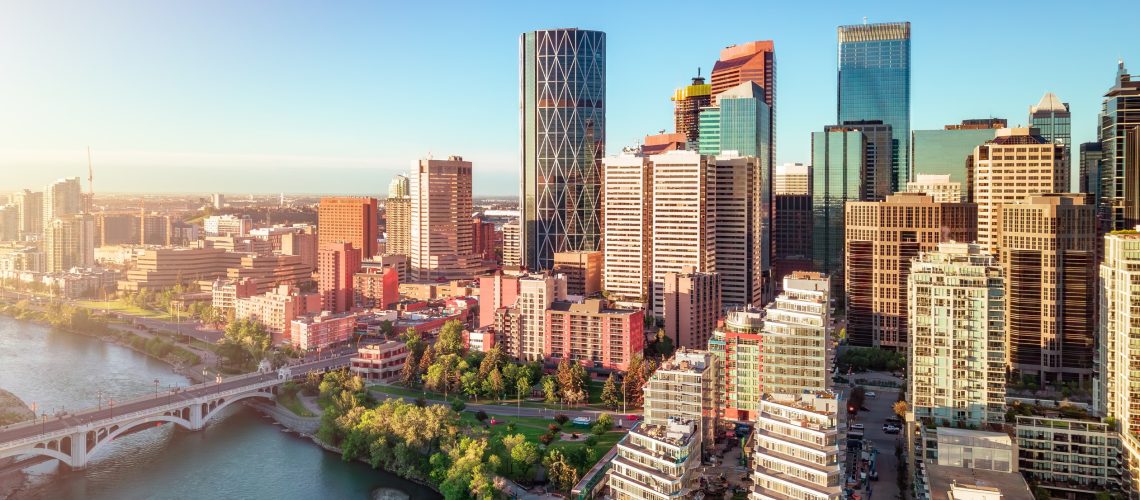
[0,316,438,499]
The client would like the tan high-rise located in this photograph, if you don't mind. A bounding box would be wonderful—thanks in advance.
[410,156,484,281]
[602,153,652,302]
[845,193,977,349]
[650,150,715,315]
[971,127,1066,253]
[998,194,1096,384]
[384,197,411,257]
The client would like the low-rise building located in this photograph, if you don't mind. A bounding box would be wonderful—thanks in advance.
[463,327,496,353]
[609,417,702,500]
[211,278,259,311]
[353,266,399,309]
[234,284,321,344]
[1015,415,1123,497]
[41,268,120,299]
[291,310,357,351]
[350,341,409,381]
[119,247,242,291]
[544,298,644,371]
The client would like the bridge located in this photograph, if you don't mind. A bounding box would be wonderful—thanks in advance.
[0,354,351,470]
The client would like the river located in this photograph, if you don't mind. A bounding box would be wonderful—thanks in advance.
[0,316,438,499]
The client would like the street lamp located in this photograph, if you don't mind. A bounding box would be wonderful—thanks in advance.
[40,412,46,434]
[154,378,160,399]
[109,399,115,418]
[96,390,104,410]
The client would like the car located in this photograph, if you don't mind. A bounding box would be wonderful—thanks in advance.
[851,423,865,431]
[883,425,901,434]
[885,416,902,424]
[865,391,877,399]
[625,414,642,421]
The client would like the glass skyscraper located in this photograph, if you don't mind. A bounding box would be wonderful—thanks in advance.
[697,81,771,163]
[1098,61,1140,231]
[837,22,911,191]
[1029,92,1072,189]
[519,28,605,270]
[812,127,865,287]
[911,127,998,193]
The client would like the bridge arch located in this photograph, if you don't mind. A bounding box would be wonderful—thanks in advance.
[0,443,76,466]
[202,390,274,423]
[86,414,195,461]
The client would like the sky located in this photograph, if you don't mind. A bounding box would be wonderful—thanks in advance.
[1,0,1137,197]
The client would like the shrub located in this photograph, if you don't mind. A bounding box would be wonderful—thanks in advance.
[475,410,488,422]
[584,436,598,447]
[548,423,561,432]
[450,399,466,413]
[539,433,556,445]
[414,397,427,408]
[554,414,569,425]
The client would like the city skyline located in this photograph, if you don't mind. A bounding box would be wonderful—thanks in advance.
[1,1,1135,196]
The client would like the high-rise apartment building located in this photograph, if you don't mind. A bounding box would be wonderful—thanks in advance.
[544,298,644,371]
[650,150,715,315]
[751,392,845,500]
[811,125,865,285]
[12,190,42,238]
[911,121,1002,193]
[477,271,519,328]
[384,197,411,258]
[318,242,361,314]
[610,349,718,500]
[1030,92,1072,188]
[712,152,768,307]
[845,193,977,348]
[1099,229,1140,494]
[972,128,1067,253]
[905,174,962,203]
[774,163,810,195]
[43,177,83,231]
[761,272,832,395]
[0,205,18,241]
[838,22,911,190]
[908,243,1005,428]
[1080,142,1104,204]
[410,156,483,281]
[520,28,605,271]
[517,273,567,361]
[387,174,409,198]
[708,308,764,422]
[999,194,1096,385]
[602,153,651,302]
[501,219,521,268]
[1098,61,1140,231]
[663,270,721,350]
[44,214,94,272]
[672,75,712,144]
[318,197,378,259]
[551,251,601,296]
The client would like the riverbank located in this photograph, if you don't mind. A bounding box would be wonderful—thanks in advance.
[0,304,209,385]
[0,389,35,500]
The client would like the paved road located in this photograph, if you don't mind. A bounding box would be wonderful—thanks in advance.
[0,355,352,446]
[847,388,903,500]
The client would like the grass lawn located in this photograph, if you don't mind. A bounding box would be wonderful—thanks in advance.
[277,390,315,417]
[76,300,174,320]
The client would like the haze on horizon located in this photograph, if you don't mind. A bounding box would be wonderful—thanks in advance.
[1,0,1135,197]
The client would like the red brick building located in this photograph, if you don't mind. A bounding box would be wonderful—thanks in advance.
[318,242,361,313]
[544,299,645,372]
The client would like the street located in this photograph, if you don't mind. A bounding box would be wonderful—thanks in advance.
[847,387,904,500]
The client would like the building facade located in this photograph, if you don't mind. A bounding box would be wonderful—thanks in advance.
[290,311,356,351]
[602,153,651,302]
[838,22,911,191]
[410,156,483,281]
[544,299,644,371]
[234,284,321,345]
[1099,229,1140,495]
[972,128,1067,253]
[551,251,602,296]
[812,126,865,286]
[318,197,378,259]
[1098,62,1140,232]
[672,75,712,144]
[384,196,411,258]
[663,270,721,350]
[520,28,605,271]
[516,273,567,361]
[1029,92,1072,188]
[751,392,845,500]
[845,193,977,349]
[908,243,1005,429]
[712,152,769,307]
[708,308,764,423]
[905,174,962,203]
[350,341,409,382]
[774,162,810,195]
[761,272,832,396]
[651,151,715,315]
[998,194,1097,384]
[353,266,399,310]
[318,242,361,314]
[910,123,1000,194]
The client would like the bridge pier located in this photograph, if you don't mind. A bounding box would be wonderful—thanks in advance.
[69,431,88,470]
[190,403,204,430]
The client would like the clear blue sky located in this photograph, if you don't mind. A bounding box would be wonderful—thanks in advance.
[1,0,1136,196]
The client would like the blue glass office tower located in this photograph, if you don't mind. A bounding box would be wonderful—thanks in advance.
[838,22,911,192]
[520,28,605,271]
[812,127,865,286]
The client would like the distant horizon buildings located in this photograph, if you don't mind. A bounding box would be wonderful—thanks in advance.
[519,28,605,271]
[838,21,911,191]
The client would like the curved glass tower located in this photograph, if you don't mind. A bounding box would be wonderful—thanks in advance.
[520,28,606,271]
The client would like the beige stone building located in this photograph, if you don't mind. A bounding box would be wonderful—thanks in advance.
[970,127,1066,253]
[650,150,715,316]
[516,273,567,361]
[845,193,977,349]
[998,194,1096,385]
[774,162,810,195]
[552,251,602,296]
[602,153,652,303]
[663,270,721,350]
[906,173,963,203]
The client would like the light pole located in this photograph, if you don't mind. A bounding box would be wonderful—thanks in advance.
[97,390,104,410]
[109,399,115,418]
[40,412,46,434]
[154,378,160,399]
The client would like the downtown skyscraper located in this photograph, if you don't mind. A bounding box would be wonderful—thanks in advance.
[837,22,911,191]
[1098,61,1140,231]
[519,28,605,271]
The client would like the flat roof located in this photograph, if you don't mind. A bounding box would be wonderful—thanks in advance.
[925,464,1032,500]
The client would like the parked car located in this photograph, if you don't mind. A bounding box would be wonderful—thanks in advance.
[865,391,877,399]
[851,423,865,431]
[625,414,642,421]
[883,425,901,434]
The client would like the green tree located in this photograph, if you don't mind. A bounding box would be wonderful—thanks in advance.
[435,319,465,356]
[484,367,505,400]
[378,320,395,338]
[542,375,559,404]
[461,371,481,401]
[654,328,674,357]
[544,449,581,493]
[501,433,526,475]
[516,376,530,413]
[510,440,540,480]
[600,373,621,410]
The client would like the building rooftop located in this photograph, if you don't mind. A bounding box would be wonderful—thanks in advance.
[925,464,1032,500]
[1030,92,1069,114]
